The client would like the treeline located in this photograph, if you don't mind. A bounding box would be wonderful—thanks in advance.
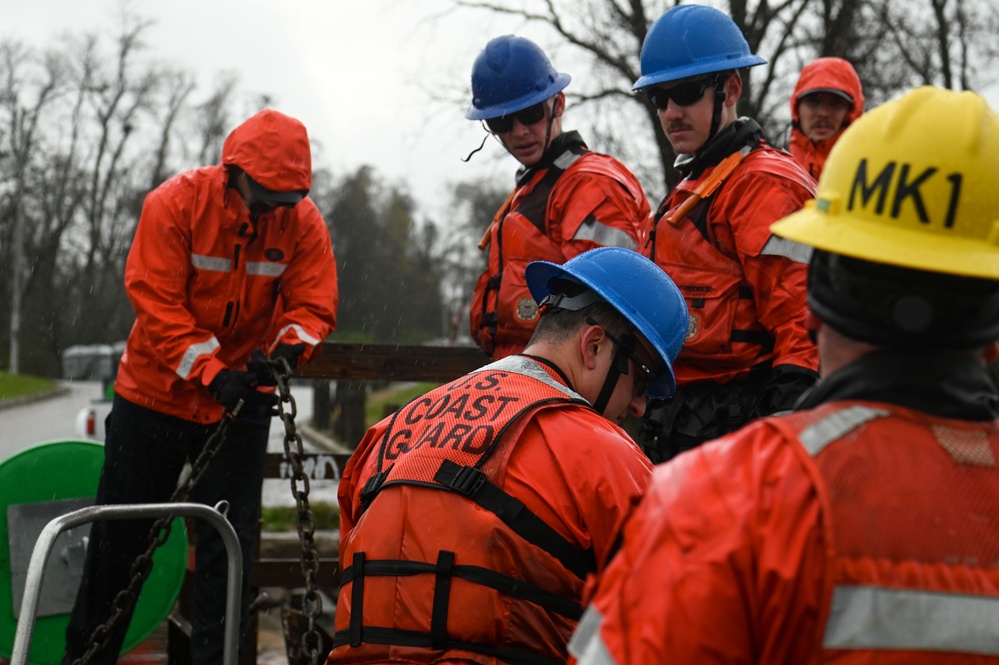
[4,0,997,377]
[0,14,504,377]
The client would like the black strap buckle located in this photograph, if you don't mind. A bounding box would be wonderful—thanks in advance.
[435,460,487,497]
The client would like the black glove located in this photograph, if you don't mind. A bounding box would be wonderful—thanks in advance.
[208,369,277,417]
[271,343,306,372]
[246,349,278,387]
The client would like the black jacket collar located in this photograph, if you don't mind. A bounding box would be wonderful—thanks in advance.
[676,118,765,180]
[515,131,588,186]
[796,348,998,421]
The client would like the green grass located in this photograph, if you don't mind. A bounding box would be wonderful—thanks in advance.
[261,501,340,532]
[365,382,438,426]
[0,372,57,401]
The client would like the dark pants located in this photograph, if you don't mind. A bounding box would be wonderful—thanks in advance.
[62,395,269,665]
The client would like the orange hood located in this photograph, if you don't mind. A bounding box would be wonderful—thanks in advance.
[221,109,312,193]
[790,57,864,128]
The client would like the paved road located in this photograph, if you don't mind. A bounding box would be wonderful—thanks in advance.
[0,380,104,459]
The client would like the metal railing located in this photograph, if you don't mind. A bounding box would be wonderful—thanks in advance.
[12,502,242,665]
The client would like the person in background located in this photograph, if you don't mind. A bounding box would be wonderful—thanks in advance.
[62,109,338,665]
[327,247,688,665]
[633,4,819,462]
[570,86,999,664]
[466,35,649,361]
[788,56,865,179]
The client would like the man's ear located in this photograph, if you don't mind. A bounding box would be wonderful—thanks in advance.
[723,72,742,108]
[553,92,566,119]
[580,323,605,370]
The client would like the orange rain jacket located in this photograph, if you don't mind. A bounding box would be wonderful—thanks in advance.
[470,132,648,360]
[570,349,999,664]
[115,110,338,423]
[644,119,818,387]
[329,355,653,665]
[789,57,865,180]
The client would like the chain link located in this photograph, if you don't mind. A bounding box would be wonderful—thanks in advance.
[73,403,242,665]
[273,358,324,665]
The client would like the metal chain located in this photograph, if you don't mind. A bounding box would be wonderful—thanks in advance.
[74,403,242,665]
[273,359,324,665]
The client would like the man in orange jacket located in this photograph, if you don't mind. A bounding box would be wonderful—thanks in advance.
[327,247,688,665]
[633,5,819,462]
[466,35,649,361]
[62,109,338,665]
[788,56,865,179]
[570,86,999,664]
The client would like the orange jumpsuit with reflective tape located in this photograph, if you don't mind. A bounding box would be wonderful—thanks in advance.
[645,127,818,386]
[571,350,999,664]
[470,132,648,360]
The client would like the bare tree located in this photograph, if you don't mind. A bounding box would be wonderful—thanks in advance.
[0,42,66,373]
[450,0,998,195]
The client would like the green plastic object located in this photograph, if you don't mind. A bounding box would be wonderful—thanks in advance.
[0,440,187,665]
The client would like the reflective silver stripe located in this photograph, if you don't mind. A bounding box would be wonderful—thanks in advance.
[479,355,584,401]
[191,254,231,272]
[572,221,638,250]
[825,585,999,655]
[554,150,582,170]
[568,606,619,665]
[273,324,321,347]
[799,405,889,456]
[760,235,813,264]
[246,261,287,277]
[176,337,220,380]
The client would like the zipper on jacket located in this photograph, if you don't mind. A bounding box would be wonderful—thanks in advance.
[222,302,234,327]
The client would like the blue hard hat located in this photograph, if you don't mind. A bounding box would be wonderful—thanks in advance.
[525,247,689,398]
[466,35,571,120]
[632,4,767,91]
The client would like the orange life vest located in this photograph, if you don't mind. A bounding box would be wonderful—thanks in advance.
[646,142,816,384]
[331,355,597,665]
[471,134,645,360]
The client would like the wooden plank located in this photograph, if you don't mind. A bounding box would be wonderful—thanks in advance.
[293,341,487,382]
[251,559,341,589]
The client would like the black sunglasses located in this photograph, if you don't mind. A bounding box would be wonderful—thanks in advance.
[485,102,547,134]
[645,76,718,110]
[586,318,658,395]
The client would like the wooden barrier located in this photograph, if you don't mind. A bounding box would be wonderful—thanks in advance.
[167,342,488,664]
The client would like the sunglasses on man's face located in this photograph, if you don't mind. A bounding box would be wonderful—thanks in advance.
[485,102,547,134]
[646,77,717,110]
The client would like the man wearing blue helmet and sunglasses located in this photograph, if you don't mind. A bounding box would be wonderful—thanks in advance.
[327,247,688,665]
[634,4,819,462]
[465,35,649,362]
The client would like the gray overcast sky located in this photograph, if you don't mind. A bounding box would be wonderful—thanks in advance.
[4,0,549,220]
[7,0,999,220]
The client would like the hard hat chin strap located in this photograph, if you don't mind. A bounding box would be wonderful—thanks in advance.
[592,330,636,415]
[708,75,727,145]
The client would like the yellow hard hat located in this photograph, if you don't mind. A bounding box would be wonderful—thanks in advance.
[771,86,999,280]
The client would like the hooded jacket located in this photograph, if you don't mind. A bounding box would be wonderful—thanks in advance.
[114,109,339,423]
[789,57,865,179]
